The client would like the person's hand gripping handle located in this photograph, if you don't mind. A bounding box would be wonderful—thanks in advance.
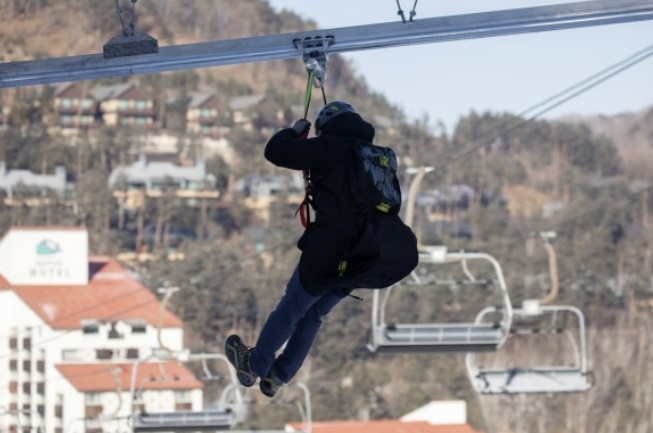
[293,119,311,139]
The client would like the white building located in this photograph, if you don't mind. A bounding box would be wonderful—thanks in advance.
[0,227,203,433]
[0,162,67,200]
[107,154,217,192]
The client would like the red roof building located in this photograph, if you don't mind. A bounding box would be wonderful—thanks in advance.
[287,420,483,433]
[0,227,202,433]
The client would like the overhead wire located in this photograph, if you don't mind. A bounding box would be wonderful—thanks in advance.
[433,41,653,170]
[413,42,653,252]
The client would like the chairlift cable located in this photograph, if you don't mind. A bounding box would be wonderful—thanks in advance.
[436,40,653,169]
[434,41,653,170]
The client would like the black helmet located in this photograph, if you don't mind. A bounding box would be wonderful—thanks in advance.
[315,101,356,136]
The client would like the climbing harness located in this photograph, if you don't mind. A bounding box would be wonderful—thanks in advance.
[292,36,333,228]
[396,0,419,23]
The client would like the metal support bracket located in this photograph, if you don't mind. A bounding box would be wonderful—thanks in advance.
[103,33,159,59]
[293,35,334,88]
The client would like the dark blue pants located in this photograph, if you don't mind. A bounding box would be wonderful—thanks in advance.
[250,266,343,383]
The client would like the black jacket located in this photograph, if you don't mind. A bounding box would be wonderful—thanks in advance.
[265,112,418,296]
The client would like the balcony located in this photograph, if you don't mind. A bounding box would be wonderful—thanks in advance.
[85,405,103,418]
[175,403,193,411]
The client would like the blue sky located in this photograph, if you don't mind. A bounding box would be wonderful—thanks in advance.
[266,0,653,134]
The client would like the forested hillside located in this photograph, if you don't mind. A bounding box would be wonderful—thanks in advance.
[1,2,653,433]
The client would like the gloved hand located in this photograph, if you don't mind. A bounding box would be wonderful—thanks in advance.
[292,119,311,137]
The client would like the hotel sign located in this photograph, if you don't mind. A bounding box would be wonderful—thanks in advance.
[0,229,89,285]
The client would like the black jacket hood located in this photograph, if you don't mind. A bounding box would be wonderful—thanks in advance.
[319,112,375,142]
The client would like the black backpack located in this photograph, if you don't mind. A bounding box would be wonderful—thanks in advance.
[326,140,417,290]
[349,141,402,216]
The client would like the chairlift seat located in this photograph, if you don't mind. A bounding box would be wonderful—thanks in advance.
[469,367,593,394]
[370,322,507,353]
[466,304,592,394]
[131,409,236,432]
[368,248,514,354]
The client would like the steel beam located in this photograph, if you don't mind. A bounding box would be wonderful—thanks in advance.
[1,0,652,88]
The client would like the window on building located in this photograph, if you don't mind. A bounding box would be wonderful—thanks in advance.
[126,348,139,359]
[61,115,73,124]
[60,98,72,108]
[81,99,93,109]
[130,322,146,333]
[118,100,129,110]
[136,100,147,110]
[108,322,123,339]
[96,349,113,360]
[85,393,101,405]
[151,348,169,358]
[82,321,100,334]
[200,109,212,118]
[62,349,80,361]
[55,394,63,419]
[85,419,101,430]
[174,390,191,403]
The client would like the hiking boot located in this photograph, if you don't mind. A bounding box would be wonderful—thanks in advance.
[260,369,284,398]
[225,334,258,387]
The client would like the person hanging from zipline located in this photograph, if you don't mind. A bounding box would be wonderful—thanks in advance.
[225,84,418,398]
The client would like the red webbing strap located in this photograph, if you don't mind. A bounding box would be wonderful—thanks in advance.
[294,71,328,229]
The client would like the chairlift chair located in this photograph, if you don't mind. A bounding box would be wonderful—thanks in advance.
[130,353,245,432]
[368,245,514,353]
[132,410,235,432]
[465,301,593,394]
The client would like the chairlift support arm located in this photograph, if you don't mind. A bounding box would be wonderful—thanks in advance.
[1,0,652,88]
